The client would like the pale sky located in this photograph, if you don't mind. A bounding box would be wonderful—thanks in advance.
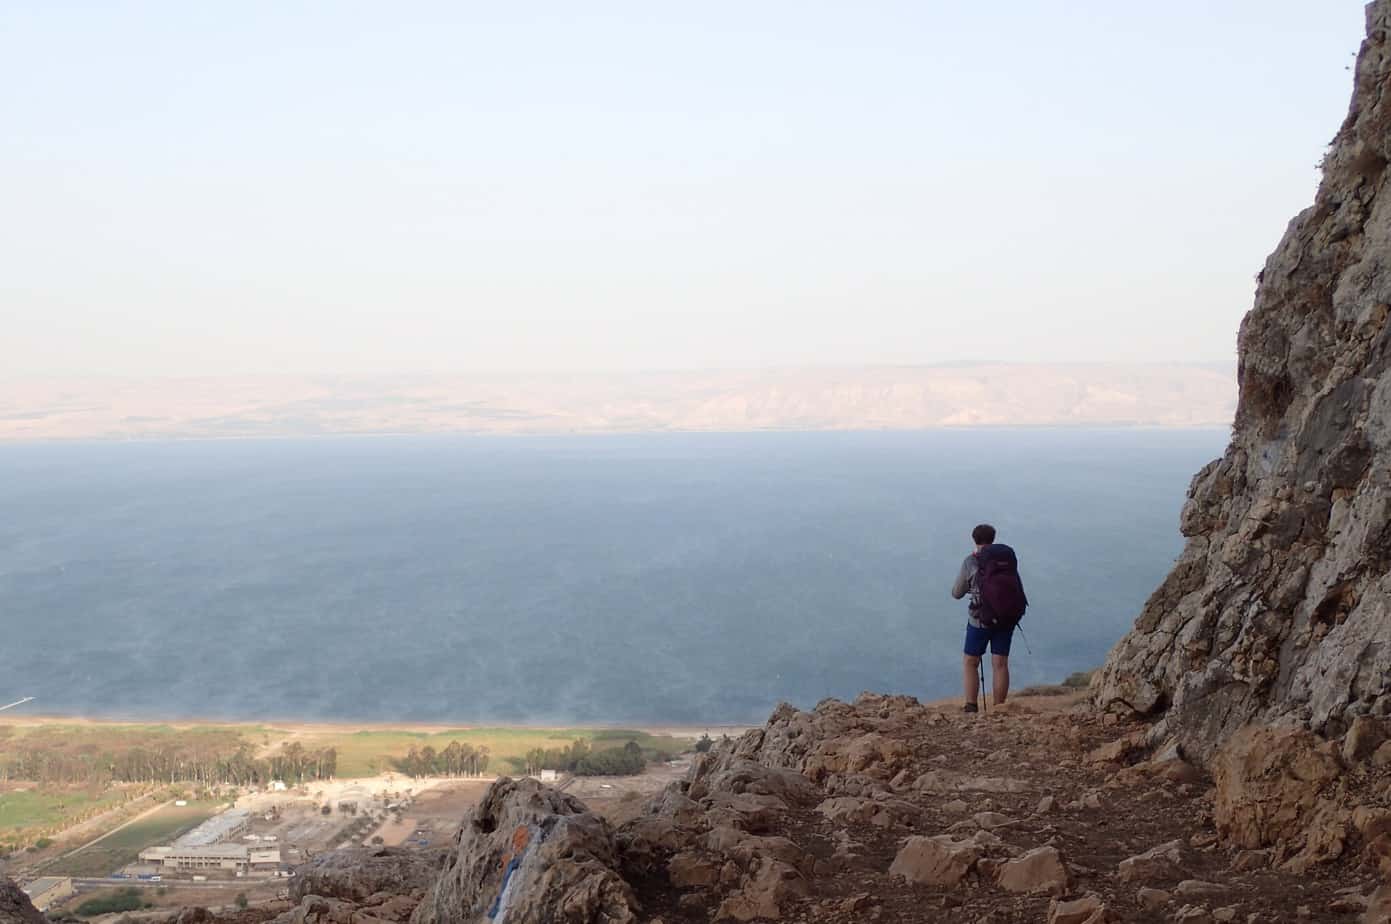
[0,2,1369,376]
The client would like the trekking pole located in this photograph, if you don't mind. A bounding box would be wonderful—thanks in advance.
[1018,625,1034,655]
[979,659,988,717]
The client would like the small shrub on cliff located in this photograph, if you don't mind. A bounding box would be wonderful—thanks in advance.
[1063,670,1095,689]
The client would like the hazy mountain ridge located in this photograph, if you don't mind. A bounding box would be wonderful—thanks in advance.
[0,363,1235,441]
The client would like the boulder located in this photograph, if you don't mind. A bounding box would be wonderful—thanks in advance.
[699,695,930,787]
[667,852,721,889]
[1047,894,1108,924]
[1176,880,1229,898]
[888,834,982,887]
[1344,716,1389,764]
[994,845,1069,896]
[1117,839,1187,883]
[815,796,923,829]
[0,880,45,924]
[411,777,638,924]
[1212,725,1341,851]
[270,895,360,924]
[713,857,808,922]
[1366,883,1391,924]
[292,847,444,902]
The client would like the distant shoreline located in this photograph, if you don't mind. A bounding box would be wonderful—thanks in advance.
[0,713,753,740]
[0,363,1237,442]
[0,422,1233,447]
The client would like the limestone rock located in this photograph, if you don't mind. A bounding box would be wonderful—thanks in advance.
[292,847,444,902]
[888,834,982,887]
[700,695,930,785]
[668,852,721,889]
[1117,839,1188,883]
[970,811,1013,830]
[1093,0,1391,759]
[412,777,638,924]
[172,908,214,924]
[1138,888,1171,911]
[713,857,808,922]
[1344,716,1389,763]
[1176,880,1229,898]
[994,845,1069,896]
[1048,894,1108,924]
[270,895,360,924]
[1212,725,1342,853]
[1366,883,1391,924]
[0,880,45,924]
[815,795,923,829]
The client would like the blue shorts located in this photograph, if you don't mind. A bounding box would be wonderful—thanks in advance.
[964,622,1014,657]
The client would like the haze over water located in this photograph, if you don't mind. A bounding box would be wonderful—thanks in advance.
[1,429,1224,726]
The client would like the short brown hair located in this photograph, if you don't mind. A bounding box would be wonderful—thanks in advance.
[972,524,996,545]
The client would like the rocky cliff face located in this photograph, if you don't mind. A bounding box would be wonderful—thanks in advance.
[0,879,45,924]
[255,693,1390,924]
[1095,0,1391,760]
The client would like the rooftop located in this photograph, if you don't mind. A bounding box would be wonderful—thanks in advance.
[173,808,250,848]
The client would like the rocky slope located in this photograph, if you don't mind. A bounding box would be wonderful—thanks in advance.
[234,693,1390,924]
[1094,0,1391,759]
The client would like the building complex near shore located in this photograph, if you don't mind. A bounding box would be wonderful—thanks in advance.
[175,809,251,847]
[137,843,282,875]
[136,809,281,876]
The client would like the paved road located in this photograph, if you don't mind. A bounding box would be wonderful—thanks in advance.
[71,876,289,890]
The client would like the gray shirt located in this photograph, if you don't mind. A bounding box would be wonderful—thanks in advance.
[951,553,984,628]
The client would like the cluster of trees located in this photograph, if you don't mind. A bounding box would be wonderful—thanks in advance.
[393,741,491,778]
[0,726,336,787]
[74,888,147,917]
[523,739,647,777]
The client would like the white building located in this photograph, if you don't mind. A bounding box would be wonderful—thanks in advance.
[175,809,251,848]
[138,844,281,876]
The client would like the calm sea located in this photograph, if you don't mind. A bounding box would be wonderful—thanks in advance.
[0,429,1226,726]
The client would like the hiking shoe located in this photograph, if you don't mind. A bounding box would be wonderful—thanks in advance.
[962,702,979,714]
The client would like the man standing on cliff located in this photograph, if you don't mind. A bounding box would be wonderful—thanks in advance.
[951,523,1028,713]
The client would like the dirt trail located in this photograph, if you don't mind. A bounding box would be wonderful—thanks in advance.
[632,692,1379,923]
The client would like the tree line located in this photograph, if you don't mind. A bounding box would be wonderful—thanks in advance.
[0,735,337,786]
[523,739,647,777]
[392,741,491,778]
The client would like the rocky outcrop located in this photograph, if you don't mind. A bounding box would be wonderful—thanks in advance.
[0,880,45,924]
[1096,0,1391,760]
[291,847,444,903]
[411,777,638,924]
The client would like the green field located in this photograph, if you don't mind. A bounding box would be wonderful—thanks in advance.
[45,800,221,878]
[0,786,136,857]
[309,727,694,778]
[0,788,123,831]
[1,719,696,788]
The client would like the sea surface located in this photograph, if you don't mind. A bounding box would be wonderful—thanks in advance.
[0,429,1227,726]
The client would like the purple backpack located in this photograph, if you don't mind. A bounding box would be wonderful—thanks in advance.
[975,543,1028,629]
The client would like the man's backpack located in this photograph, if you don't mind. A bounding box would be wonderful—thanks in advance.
[975,543,1028,630]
